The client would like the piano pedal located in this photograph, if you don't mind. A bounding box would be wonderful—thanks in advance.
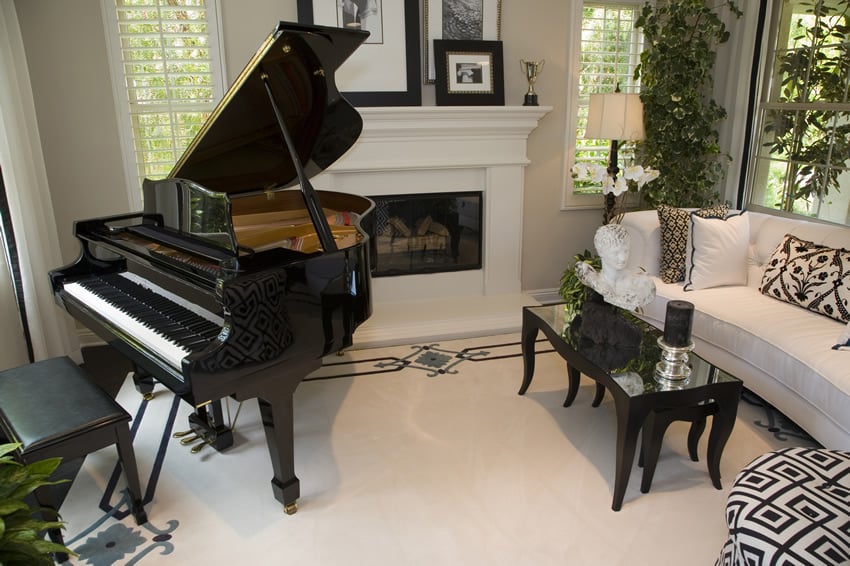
[172,429,194,438]
[191,440,212,454]
[179,434,200,445]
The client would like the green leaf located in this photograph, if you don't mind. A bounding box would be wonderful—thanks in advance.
[0,443,74,563]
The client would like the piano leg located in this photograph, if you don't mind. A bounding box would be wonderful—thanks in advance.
[258,393,300,515]
[132,365,155,400]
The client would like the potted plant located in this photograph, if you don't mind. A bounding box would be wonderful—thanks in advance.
[0,443,74,565]
[634,0,743,208]
[559,250,601,318]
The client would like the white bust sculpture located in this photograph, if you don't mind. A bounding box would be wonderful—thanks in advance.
[576,223,656,312]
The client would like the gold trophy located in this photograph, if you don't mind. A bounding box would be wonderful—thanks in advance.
[520,59,545,106]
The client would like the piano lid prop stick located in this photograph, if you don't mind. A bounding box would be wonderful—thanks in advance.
[260,73,338,253]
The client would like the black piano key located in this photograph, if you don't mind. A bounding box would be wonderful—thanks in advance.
[78,275,221,353]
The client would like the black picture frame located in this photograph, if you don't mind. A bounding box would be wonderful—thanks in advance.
[434,40,504,106]
[424,0,502,84]
[297,0,421,106]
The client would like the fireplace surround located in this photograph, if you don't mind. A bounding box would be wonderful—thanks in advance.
[314,106,551,347]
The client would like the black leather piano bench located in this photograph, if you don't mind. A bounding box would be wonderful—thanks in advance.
[0,356,148,559]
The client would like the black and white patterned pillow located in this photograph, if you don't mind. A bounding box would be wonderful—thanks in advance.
[657,204,729,283]
[760,234,850,323]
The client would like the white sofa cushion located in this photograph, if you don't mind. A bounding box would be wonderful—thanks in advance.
[684,211,750,290]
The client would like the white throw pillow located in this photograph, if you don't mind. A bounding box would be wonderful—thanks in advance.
[684,211,750,291]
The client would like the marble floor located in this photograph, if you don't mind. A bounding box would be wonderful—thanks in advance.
[59,334,815,565]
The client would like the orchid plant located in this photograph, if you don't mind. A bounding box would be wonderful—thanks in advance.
[572,162,660,224]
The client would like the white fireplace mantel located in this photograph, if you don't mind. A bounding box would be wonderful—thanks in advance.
[312,105,551,348]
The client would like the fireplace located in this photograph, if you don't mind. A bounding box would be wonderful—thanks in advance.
[371,191,483,277]
[313,106,550,346]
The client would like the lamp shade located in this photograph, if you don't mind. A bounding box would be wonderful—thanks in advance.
[584,93,645,141]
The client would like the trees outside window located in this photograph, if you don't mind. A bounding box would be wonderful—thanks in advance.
[102,0,225,209]
[748,0,850,224]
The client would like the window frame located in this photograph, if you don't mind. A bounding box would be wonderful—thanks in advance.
[100,0,227,211]
[744,0,850,225]
[561,0,646,210]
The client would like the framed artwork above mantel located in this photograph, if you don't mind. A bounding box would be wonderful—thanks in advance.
[297,0,421,107]
[424,0,502,84]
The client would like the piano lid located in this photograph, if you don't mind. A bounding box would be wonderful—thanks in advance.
[169,21,369,197]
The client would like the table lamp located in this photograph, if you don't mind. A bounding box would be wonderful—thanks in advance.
[584,90,645,224]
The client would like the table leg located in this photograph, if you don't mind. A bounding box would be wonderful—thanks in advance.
[518,311,539,395]
[563,364,580,407]
[592,383,606,407]
[638,411,674,493]
[687,417,707,462]
[612,401,647,511]
[706,383,742,489]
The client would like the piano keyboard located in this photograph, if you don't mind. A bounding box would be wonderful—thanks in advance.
[63,273,224,371]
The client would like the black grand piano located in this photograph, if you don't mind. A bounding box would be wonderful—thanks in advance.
[49,22,374,515]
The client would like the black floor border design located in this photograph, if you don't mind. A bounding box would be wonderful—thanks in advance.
[305,338,552,382]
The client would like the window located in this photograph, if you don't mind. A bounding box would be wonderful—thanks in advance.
[102,0,225,209]
[747,0,850,225]
[562,1,645,208]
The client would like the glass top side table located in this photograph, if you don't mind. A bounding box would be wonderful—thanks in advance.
[518,303,742,511]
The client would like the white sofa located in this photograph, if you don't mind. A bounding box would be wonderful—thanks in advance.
[620,209,850,450]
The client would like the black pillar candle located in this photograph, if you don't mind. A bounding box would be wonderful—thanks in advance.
[663,300,694,347]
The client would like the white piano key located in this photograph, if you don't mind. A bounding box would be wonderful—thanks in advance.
[63,281,194,370]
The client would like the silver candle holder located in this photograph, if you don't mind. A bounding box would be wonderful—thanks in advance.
[654,337,694,383]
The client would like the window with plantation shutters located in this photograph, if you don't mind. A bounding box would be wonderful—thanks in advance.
[102,0,225,208]
[562,1,644,208]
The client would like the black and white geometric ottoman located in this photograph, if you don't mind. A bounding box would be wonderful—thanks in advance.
[716,447,850,565]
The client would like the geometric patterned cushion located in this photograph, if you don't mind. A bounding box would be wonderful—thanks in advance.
[759,234,850,323]
[657,203,729,284]
[715,448,850,566]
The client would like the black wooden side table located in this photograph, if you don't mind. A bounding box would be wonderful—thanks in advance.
[518,304,742,511]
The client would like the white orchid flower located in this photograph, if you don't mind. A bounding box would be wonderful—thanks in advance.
[612,176,629,196]
[589,165,609,183]
[623,165,645,181]
[642,168,660,183]
[575,160,659,198]
[572,163,589,178]
[635,168,660,189]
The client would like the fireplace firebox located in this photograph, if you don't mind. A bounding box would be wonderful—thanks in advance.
[370,192,483,277]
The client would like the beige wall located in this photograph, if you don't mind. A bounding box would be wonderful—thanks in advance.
[15,0,129,264]
[13,0,749,296]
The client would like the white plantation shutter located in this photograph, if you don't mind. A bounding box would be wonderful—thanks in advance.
[563,1,644,207]
[575,2,643,189]
[103,0,225,208]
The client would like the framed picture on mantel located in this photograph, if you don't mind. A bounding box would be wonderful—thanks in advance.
[424,0,502,83]
[434,39,504,106]
[297,0,421,107]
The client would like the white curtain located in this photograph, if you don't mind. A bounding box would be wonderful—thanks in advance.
[0,0,79,366]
